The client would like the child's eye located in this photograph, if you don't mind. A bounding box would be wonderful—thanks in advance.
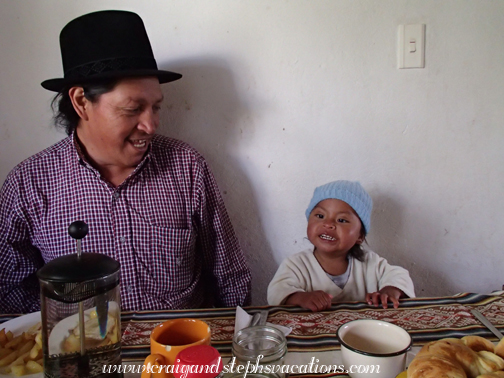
[315,214,324,219]
[337,218,349,223]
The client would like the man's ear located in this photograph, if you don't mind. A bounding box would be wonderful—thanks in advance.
[68,87,89,121]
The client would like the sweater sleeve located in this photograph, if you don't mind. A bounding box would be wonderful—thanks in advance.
[369,251,416,298]
[267,255,310,305]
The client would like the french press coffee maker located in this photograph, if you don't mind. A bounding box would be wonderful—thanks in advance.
[37,221,122,377]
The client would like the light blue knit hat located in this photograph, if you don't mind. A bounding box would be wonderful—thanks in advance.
[305,180,373,234]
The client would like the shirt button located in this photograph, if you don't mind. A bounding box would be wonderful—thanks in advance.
[113,192,120,199]
[124,285,130,293]
[119,236,126,244]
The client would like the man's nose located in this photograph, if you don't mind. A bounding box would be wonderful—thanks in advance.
[137,110,158,134]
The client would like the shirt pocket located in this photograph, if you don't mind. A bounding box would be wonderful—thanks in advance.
[137,226,197,297]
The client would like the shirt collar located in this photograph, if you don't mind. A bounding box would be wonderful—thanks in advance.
[71,131,153,182]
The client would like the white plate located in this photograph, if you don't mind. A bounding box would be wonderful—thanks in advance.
[48,301,120,355]
[0,312,43,378]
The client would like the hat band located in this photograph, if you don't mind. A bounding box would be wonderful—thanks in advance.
[64,56,158,80]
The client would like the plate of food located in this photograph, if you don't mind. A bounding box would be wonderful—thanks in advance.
[0,312,43,377]
[48,301,120,355]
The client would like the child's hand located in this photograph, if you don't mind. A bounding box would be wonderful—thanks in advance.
[365,286,404,309]
[285,291,333,312]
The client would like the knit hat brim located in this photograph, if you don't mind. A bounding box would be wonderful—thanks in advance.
[305,180,372,234]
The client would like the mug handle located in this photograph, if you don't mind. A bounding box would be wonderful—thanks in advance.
[141,353,171,378]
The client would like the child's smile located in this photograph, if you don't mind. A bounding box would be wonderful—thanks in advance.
[319,234,336,241]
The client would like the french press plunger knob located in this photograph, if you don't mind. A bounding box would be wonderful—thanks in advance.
[68,221,88,257]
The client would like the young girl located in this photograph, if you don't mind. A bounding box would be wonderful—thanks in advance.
[267,180,415,312]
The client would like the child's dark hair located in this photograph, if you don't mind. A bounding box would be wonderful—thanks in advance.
[347,225,366,262]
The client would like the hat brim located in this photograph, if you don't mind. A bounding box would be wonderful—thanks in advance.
[41,69,182,92]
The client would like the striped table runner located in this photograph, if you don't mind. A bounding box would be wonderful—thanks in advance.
[120,292,504,361]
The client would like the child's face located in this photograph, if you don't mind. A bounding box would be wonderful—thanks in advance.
[307,198,364,257]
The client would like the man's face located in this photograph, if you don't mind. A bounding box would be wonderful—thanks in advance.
[77,77,164,169]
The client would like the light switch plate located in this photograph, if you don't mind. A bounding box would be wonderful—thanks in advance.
[398,24,425,69]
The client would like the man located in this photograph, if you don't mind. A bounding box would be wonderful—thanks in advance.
[0,10,251,313]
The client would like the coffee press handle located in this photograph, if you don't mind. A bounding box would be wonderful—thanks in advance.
[68,221,88,240]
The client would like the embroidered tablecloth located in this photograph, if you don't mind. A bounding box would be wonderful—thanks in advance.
[119,292,504,361]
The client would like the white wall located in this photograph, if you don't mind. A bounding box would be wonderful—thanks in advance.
[1,0,503,304]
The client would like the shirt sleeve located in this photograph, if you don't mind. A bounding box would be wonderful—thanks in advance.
[0,172,43,314]
[369,251,416,298]
[194,158,251,307]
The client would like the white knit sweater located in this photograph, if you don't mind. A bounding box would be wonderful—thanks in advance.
[267,249,415,305]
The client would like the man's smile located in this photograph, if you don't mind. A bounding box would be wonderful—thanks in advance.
[130,139,149,149]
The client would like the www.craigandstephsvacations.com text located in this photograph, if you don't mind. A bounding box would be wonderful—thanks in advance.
[102,356,381,376]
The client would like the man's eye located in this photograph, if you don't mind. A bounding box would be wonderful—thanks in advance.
[153,105,161,113]
[126,108,141,114]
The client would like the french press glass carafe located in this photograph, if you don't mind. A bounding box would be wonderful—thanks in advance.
[37,221,122,377]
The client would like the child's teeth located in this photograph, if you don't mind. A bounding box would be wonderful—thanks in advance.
[320,234,335,241]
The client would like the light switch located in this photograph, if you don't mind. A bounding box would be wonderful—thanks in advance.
[409,40,416,53]
[398,24,425,69]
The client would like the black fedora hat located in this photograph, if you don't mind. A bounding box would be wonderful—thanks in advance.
[41,10,182,92]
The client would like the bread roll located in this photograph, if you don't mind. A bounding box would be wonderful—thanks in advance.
[408,336,504,378]
[494,338,504,360]
[476,351,504,375]
[475,372,504,378]
[415,338,480,377]
[407,354,467,378]
[462,336,496,353]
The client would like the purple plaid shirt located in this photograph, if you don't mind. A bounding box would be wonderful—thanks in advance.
[0,134,251,313]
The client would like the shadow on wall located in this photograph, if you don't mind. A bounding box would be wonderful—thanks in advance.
[156,58,276,305]
[368,192,457,297]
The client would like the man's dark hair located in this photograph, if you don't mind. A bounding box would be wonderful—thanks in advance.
[51,79,118,135]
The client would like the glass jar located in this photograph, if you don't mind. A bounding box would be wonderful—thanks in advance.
[231,325,287,378]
